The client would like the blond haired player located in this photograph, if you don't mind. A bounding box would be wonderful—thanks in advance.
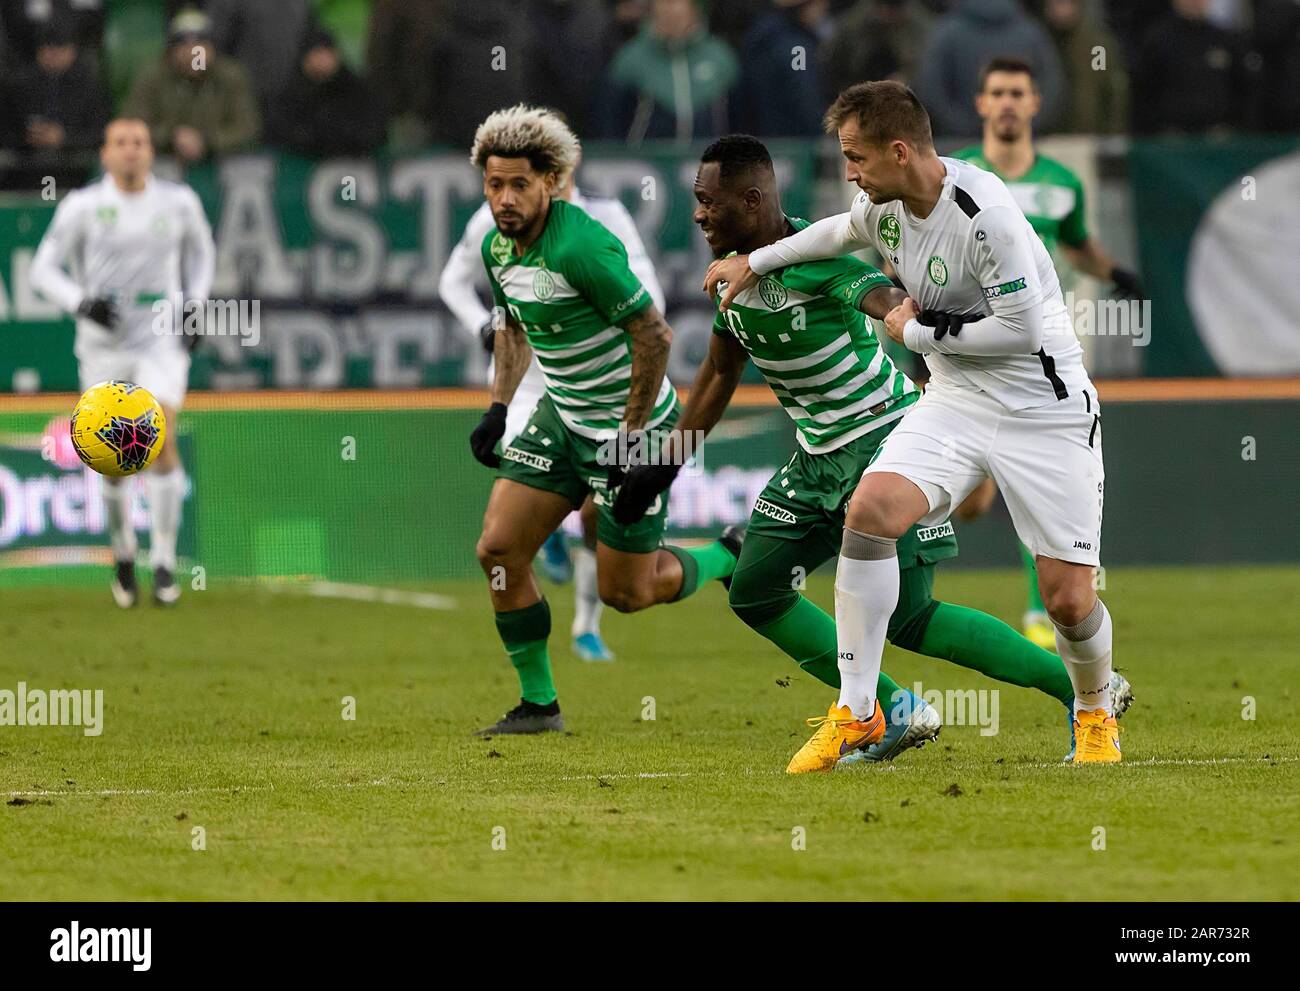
[31,118,215,607]
[441,132,666,663]
[467,105,739,734]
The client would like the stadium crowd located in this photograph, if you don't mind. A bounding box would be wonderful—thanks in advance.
[0,0,1295,187]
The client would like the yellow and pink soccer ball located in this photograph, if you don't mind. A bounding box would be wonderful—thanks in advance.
[69,380,167,477]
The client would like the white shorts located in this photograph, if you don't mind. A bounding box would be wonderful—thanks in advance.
[865,385,1105,566]
[77,341,191,410]
[504,360,547,446]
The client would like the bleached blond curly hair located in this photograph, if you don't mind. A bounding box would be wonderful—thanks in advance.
[470,104,581,183]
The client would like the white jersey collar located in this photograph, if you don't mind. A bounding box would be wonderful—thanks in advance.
[100,173,155,199]
[900,159,958,229]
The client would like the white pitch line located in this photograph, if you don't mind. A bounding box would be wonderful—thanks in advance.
[558,772,695,782]
[1029,755,1298,769]
[5,756,1292,801]
[839,755,1299,772]
[262,581,457,610]
[4,780,397,800]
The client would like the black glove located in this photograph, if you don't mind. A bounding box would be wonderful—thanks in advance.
[1110,267,1143,301]
[602,427,645,494]
[917,309,979,341]
[469,402,508,468]
[478,317,497,355]
[77,296,117,331]
[612,462,680,525]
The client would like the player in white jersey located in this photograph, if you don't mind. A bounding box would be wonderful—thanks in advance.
[706,82,1123,768]
[31,118,215,608]
[440,150,666,664]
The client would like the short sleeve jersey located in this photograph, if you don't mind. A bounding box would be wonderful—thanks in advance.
[712,218,919,454]
[482,199,677,440]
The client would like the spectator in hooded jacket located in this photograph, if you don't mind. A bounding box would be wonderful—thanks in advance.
[821,0,935,94]
[268,28,385,158]
[912,0,1066,138]
[1131,0,1261,133]
[2,20,108,154]
[1041,0,1128,134]
[524,0,614,137]
[207,0,314,123]
[124,9,260,163]
[737,0,834,137]
[0,0,104,64]
[600,0,739,145]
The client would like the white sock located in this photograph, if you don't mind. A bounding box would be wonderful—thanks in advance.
[102,477,138,562]
[145,467,185,571]
[834,530,899,720]
[1054,599,1113,715]
[570,546,602,638]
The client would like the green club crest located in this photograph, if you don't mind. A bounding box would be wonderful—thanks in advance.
[489,233,513,267]
[927,255,949,286]
[878,214,901,251]
[532,269,556,301]
[95,206,118,227]
[757,275,788,310]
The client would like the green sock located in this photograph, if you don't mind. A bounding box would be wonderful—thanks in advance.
[666,541,737,601]
[919,601,1073,705]
[494,599,556,705]
[751,595,902,701]
[1018,542,1046,615]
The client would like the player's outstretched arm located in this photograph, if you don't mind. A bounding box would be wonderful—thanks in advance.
[703,211,864,311]
[619,305,673,433]
[749,211,863,275]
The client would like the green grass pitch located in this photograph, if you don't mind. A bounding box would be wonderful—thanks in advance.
[2,564,1297,901]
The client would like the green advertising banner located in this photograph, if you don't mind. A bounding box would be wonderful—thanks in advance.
[0,411,195,583]
[3,392,1297,587]
[1130,136,1300,377]
[0,143,816,394]
[0,398,795,585]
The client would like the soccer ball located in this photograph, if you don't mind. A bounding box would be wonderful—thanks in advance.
[69,380,167,477]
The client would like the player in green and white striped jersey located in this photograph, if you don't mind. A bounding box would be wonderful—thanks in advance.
[465,106,740,737]
[614,135,1081,763]
[710,212,920,453]
[950,55,1143,651]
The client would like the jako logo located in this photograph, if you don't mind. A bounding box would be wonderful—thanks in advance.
[50,922,151,971]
